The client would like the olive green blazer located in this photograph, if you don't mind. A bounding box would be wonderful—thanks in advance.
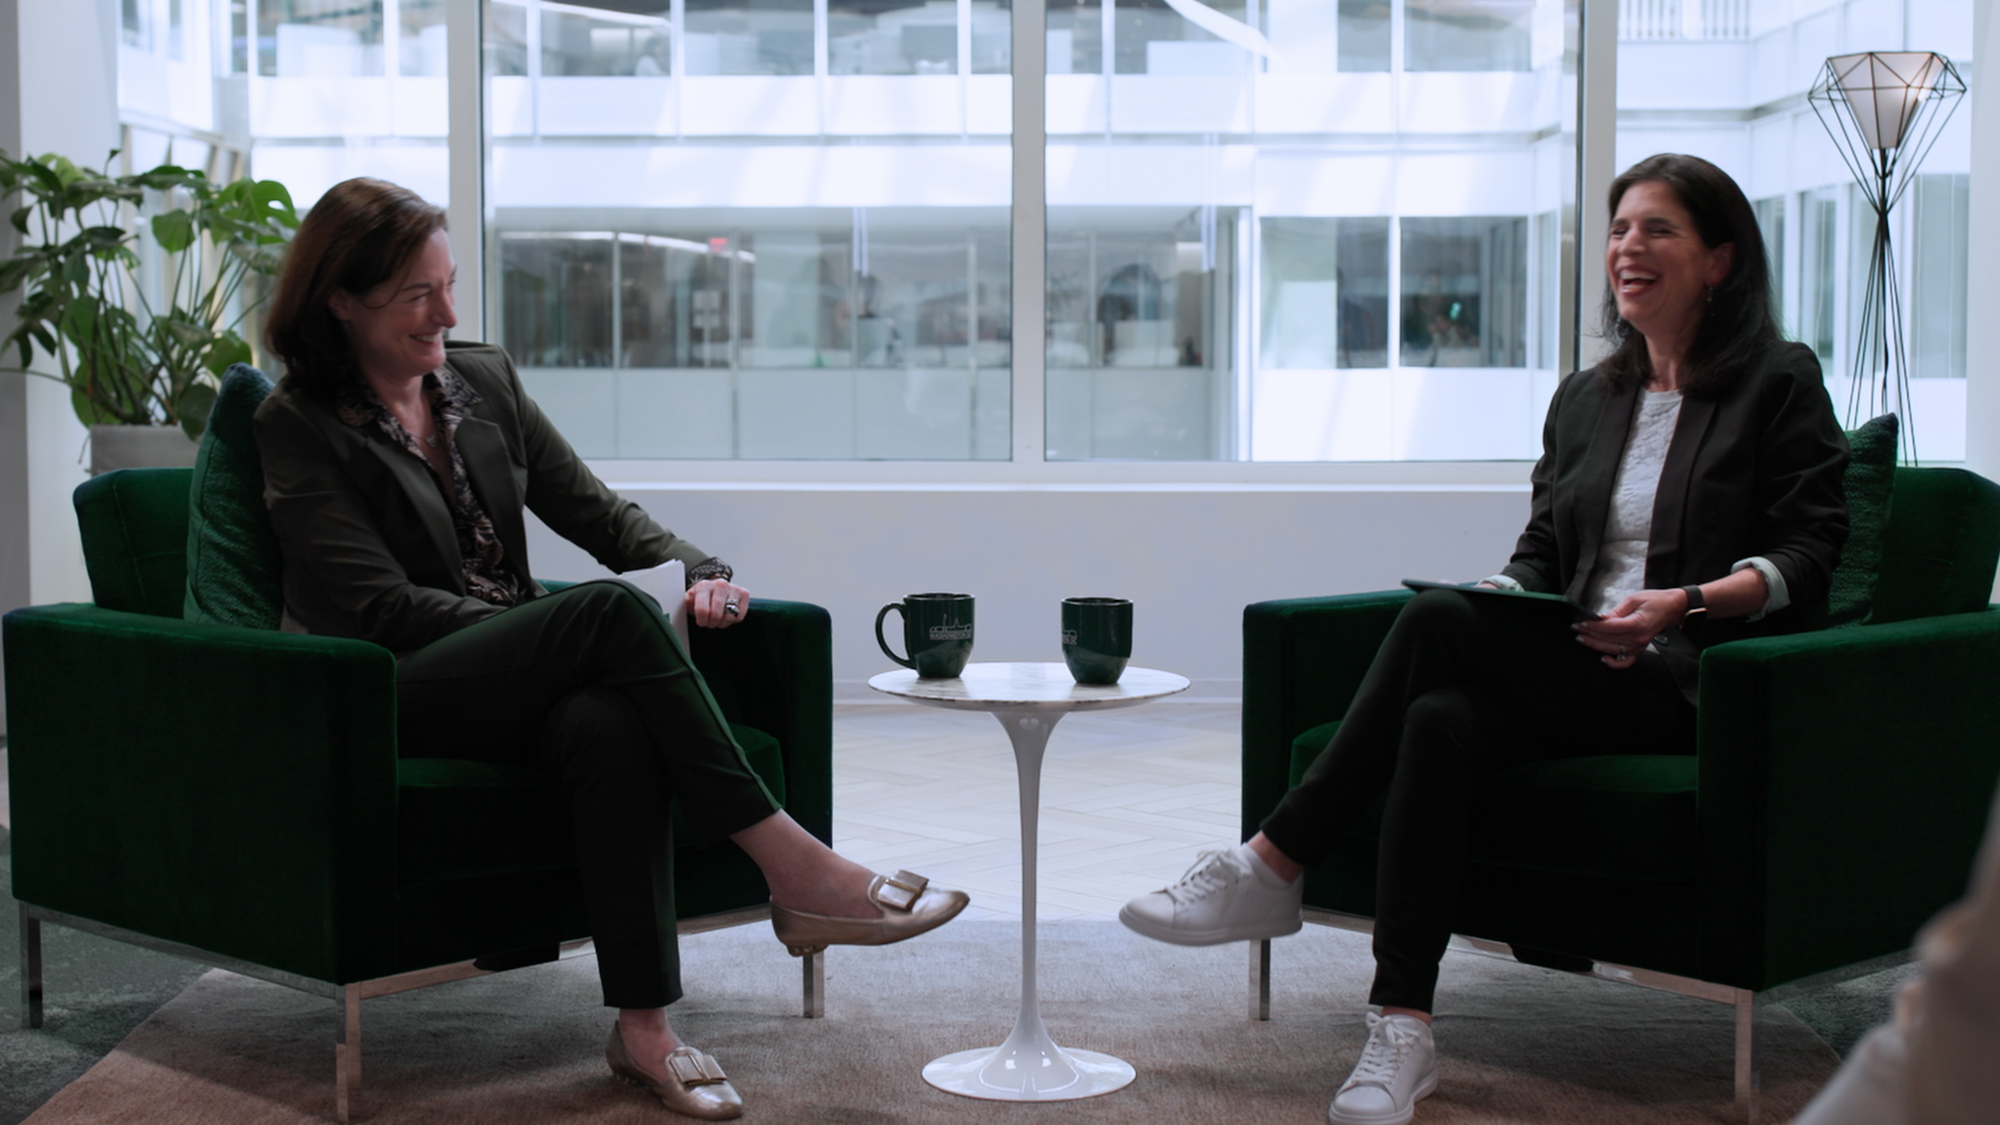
[255,340,709,653]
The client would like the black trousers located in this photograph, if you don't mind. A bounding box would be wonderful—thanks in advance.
[1258,589,1696,1013]
[396,580,780,1009]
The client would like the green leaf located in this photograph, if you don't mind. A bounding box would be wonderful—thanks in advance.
[160,315,212,350]
[71,383,119,426]
[175,380,216,439]
[79,225,132,254]
[151,209,195,253]
[133,164,198,192]
[24,159,63,195]
[9,204,30,234]
[207,330,252,375]
[249,178,298,220]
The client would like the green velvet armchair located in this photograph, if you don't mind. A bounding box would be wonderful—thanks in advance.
[1241,466,2000,1120]
[4,467,833,1121]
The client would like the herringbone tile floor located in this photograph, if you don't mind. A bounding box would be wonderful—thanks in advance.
[829,701,1240,923]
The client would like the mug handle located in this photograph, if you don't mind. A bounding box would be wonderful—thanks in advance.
[875,603,914,669]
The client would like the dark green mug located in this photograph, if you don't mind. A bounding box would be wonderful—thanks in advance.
[876,593,975,679]
[1062,597,1131,685]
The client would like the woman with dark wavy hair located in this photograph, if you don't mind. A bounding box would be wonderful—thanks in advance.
[1121,153,1849,1125]
[256,178,967,1120]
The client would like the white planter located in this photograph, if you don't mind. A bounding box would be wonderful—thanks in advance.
[89,424,200,475]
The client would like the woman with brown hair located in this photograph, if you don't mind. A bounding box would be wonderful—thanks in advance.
[1121,153,1850,1125]
[256,177,966,1120]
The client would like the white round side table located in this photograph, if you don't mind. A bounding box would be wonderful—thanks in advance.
[868,661,1191,1102]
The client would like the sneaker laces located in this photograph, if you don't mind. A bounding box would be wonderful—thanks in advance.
[1344,1011,1423,1094]
[1160,849,1246,906]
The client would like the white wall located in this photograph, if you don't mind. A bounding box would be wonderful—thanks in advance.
[0,0,120,735]
[1970,0,2000,487]
[525,483,1534,700]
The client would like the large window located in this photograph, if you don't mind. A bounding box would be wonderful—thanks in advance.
[1212,0,1570,461]
[118,0,1978,465]
[1617,0,1974,461]
[1406,0,1533,71]
[1911,173,1969,384]
[500,217,1010,459]
[1260,218,1387,371]
[1046,210,1234,459]
[1399,217,1528,369]
[484,0,1012,460]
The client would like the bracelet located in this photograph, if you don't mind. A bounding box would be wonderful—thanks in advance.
[1680,584,1708,624]
[686,557,734,589]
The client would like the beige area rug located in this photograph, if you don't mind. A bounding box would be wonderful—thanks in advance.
[23,921,1834,1125]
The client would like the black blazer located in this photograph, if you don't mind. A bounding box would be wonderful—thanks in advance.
[255,341,711,653]
[1499,341,1850,701]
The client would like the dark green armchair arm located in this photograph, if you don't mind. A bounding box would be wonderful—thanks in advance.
[3,603,401,983]
[689,598,834,846]
[1241,591,1412,838]
[1695,608,2000,990]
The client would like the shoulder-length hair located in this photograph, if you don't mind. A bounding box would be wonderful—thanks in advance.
[264,178,448,398]
[1595,153,1780,398]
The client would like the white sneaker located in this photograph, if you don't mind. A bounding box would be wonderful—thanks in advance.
[1328,1012,1437,1125]
[1117,848,1303,945]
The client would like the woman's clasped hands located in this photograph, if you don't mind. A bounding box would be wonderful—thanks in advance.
[1573,589,1688,669]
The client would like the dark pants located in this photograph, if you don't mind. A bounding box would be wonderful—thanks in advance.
[396,580,780,1009]
[1259,589,1696,1013]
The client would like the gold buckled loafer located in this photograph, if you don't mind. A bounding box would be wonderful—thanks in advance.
[606,1027,744,1120]
[769,869,971,957]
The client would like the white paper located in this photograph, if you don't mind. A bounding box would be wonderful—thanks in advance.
[612,558,690,652]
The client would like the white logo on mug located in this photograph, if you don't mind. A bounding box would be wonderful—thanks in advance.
[928,625,973,641]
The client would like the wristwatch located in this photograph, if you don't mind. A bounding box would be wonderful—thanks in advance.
[1680,584,1708,624]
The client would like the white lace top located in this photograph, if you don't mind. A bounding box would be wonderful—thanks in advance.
[1582,389,1683,617]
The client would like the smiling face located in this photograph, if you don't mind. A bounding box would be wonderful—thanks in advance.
[1605,180,1734,354]
[329,227,457,387]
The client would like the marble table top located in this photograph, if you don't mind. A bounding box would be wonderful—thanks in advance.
[868,662,1190,712]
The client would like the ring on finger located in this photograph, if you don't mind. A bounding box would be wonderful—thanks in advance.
[723,600,741,617]
[1616,644,1628,658]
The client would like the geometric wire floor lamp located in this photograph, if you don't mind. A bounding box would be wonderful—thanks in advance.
[1807,51,1965,463]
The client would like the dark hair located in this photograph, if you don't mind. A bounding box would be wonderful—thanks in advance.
[1596,153,1780,397]
[264,177,448,398]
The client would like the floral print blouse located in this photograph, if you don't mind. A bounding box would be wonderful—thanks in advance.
[337,369,531,608]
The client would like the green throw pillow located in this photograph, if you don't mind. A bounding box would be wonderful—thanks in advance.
[184,364,284,628]
[1824,412,1898,628]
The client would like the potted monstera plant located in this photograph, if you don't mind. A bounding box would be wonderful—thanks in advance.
[0,150,298,471]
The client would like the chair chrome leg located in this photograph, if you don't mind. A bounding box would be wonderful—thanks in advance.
[336,984,362,1124]
[1734,988,1761,1124]
[1250,938,1272,1021]
[19,905,43,1030]
[802,949,824,1019]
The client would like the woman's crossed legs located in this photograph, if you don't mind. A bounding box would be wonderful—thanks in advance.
[1125,589,1694,1123]
[397,581,966,1116]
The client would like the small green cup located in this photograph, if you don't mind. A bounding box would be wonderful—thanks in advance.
[876,593,975,679]
[1062,597,1132,685]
